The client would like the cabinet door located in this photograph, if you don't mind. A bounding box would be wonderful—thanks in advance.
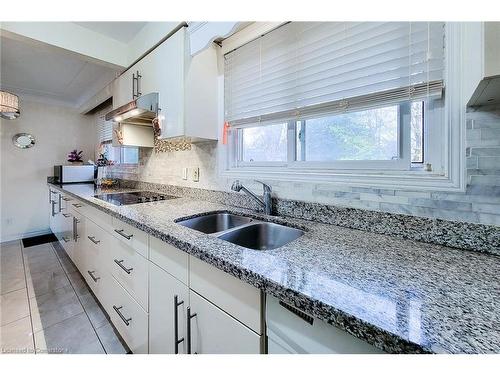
[112,69,134,109]
[59,211,74,259]
[145,28,185,139]
[149,262,189,354]
[72,212,86,272]
[49,190,58,234]
[188,291,262,354]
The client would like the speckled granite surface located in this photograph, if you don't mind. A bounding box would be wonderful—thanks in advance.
[49,182,500,354]
[117,179,500,256]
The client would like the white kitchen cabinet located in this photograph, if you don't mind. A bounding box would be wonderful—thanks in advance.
[150,236,189,285]
[189,255,262,334]
[48,189,59,235]
[465,22,500,106]
[112,68,135,109]
[136,29,185,140]
[266,296,383,354]
[187,291,262,354]
[71,210,86,272]
[111,217,149,258]
[107,276,149,354]
[110,236,149,311]
[59,209,74,259]
[110,27,218,142]
[149,262,189,354]
[82,218,112,298]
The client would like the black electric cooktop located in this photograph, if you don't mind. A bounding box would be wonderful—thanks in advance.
[94,191,178,206]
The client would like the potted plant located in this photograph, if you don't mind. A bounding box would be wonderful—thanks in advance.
[67,149,83,164]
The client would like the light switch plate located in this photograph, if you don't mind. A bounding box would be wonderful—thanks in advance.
[182,167,188,180]
[192,167,199,182]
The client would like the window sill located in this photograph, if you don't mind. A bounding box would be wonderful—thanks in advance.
[221,167,464,192]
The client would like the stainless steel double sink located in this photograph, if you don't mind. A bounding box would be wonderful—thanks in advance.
[176,212,304,250]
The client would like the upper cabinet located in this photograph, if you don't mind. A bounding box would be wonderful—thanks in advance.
[111,26,218,144]
[465,22,500,107]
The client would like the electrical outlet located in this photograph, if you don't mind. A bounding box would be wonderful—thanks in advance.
[192,167,200,182]
[182,167,188,180]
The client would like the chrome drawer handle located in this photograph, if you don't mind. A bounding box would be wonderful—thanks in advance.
[114,259,133,274]
[62,213,71,218]
[72,203,83,208]
[174,295,184,354]
[114,229,133,240]
[62,237,70,243]
[113,305,132,326]
[87,270,100,282]
[87,236,100,244]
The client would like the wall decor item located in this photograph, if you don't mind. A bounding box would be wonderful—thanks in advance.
[0,91,20,120]
[12,133,35,149]
[67,149,83,163]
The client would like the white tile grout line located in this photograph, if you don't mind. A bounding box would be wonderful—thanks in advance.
[19,239,37,354]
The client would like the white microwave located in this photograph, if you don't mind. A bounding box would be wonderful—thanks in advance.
[54,165,96,183]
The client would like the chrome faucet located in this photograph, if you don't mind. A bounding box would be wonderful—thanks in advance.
[231,180,273,215]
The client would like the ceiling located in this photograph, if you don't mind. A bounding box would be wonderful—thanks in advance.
[74,22,147,43]
[0,35,121,108]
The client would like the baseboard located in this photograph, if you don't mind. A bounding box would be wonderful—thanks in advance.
[0,228,52,244]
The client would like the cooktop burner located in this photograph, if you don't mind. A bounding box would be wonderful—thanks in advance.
[94,191,179,206]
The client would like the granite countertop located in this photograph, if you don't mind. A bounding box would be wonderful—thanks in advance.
[49,183,500,354]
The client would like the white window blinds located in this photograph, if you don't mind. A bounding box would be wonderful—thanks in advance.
[97,107,113,143]
[224,22,445,126]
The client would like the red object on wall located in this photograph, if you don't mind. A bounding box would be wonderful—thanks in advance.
[222,122,230,145]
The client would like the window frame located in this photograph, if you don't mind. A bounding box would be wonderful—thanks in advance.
[231,101,425,171]
[220,22,466,192]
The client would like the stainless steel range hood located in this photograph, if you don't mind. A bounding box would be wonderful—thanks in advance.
[105,92,159,126]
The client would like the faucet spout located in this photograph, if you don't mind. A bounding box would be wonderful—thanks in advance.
[231,180,273,215]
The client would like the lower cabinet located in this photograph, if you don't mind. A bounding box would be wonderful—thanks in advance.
[72,210,86,271]
[149,262,189,354]
[188,291,262,354]
[106,277,149,354]
[47,187,379,354]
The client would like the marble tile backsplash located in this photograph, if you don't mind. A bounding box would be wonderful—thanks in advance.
[107,104,500,227]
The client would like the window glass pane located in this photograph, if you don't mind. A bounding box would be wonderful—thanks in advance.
[411,102,424,163]
[298,106,399,161]
[241,123,287,162]
[121,147,139,164]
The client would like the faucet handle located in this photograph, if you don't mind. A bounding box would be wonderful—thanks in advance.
[254,180,272,193]
[231,180,242,192]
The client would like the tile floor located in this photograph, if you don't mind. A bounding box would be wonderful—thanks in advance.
[0,240,129,354]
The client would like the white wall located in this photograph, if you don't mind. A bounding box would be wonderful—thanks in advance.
[0,97,95,242]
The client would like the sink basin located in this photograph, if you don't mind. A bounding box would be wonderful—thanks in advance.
[176,213,252,234]
[218,222,304,250]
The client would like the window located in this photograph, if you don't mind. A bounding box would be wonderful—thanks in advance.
[241,123,287,162]
[225,22,448,177]
[236,101,426,169]
[296,105,400,162]
[121,147,139,164]
[100,142,139,165]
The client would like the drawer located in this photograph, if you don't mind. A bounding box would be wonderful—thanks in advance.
[79,203,113,234]
[85,219,111,268]
[83,261,110,303]
[111,217,148,258]
[106,277,148,354]
[110,236,149,311]
[150,236,188,285]
[189,256,262,334]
